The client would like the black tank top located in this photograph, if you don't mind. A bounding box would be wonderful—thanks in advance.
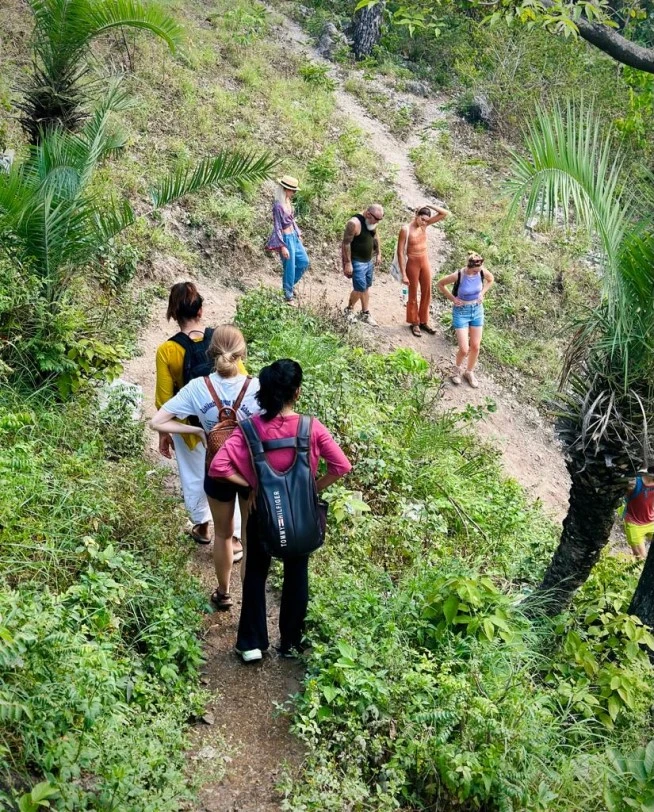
[350,213,375,262]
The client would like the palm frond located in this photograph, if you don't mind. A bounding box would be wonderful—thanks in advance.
[149,151,279,209]
[95,196,136,241]
[508,102,630,265]
[85,0,184,52]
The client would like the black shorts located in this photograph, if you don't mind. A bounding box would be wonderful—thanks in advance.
[204,474,250,503]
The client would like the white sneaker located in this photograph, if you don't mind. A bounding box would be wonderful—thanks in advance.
[235,647,262,663]
[451,366,462,385]
[359,311,378,327]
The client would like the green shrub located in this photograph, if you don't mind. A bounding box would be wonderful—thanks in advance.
[235,289,651,811]
[0,386,209,809]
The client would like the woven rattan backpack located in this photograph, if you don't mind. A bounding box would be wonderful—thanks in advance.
[203,375,251,465]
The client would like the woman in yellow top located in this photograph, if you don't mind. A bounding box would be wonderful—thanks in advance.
[155,282,244,558]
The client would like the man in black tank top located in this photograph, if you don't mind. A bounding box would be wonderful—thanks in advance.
[341,204,384,326]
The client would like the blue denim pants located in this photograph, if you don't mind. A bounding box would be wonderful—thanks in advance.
[282,232,310,300]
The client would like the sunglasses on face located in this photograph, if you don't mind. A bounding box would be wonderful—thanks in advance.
[469,259,483,267]
[367,212,382,222]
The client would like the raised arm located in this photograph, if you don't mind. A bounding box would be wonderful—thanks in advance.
[341,217,360,278]
[425,204,451,225]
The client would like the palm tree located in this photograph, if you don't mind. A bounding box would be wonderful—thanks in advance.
[506,104,654,615]
[18,0,183,142]
[0,86,278,386]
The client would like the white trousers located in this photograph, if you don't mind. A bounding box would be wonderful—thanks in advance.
[172,434,242,537]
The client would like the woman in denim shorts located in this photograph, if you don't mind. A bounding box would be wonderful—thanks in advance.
[437,252,494,388]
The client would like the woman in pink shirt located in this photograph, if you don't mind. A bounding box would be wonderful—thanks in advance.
[209,359,352,663]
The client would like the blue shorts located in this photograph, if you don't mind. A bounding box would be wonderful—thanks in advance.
[452,302,484,329]
[352,259,374,293]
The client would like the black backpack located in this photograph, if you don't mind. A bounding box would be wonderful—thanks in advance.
[240,415,327,559]
[452,269,485,297]
[169,327,214,391]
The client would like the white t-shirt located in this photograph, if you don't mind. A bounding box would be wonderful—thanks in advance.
[163,373,261,433]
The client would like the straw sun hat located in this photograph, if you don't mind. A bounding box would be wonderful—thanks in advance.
[278,175,300,191]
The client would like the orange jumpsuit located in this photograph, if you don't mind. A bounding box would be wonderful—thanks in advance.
[406,252,431,325]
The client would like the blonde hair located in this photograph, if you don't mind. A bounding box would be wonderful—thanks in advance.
[208,324,247,378]
[275,184,291,207]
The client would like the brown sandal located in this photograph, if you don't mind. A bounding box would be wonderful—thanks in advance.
[411,325,422,337]
[210,589,233,611]
[419,323,437,335]
[190,524,211,545]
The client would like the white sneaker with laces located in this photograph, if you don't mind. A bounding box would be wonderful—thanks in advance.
[360,311,378,327]
[235,647,263,663]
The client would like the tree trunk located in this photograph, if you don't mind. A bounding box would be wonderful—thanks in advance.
[539,0,654,73]
[629,541,654,630]
[525,460,624,616]
[352,1,385,60]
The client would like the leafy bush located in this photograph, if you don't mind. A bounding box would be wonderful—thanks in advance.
[300,61,337,90]
[235,289,653,811]
[0,387,208,809]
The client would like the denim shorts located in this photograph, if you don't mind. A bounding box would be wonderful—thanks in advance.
[452,302,484,329]
[352,259,374,292]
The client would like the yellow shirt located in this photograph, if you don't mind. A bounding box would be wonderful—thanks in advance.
[155,336,247,449]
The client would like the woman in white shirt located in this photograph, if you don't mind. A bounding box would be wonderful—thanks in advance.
[150,325,261,610]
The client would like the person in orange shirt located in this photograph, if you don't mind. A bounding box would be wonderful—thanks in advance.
[155,282,244,559]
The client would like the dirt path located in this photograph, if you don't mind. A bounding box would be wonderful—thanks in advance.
[121,283,305,812]
[272,9,570,520]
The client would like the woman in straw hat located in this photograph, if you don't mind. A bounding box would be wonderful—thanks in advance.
[266,175,310,306]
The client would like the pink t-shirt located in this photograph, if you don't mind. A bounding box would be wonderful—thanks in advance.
[209,414,352,489]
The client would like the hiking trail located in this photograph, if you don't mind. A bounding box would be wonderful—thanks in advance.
[121,9,570,809]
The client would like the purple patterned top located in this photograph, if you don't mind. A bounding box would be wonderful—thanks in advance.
[266,201,300,251]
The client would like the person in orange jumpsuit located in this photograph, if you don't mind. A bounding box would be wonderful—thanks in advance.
[397,204,450,337]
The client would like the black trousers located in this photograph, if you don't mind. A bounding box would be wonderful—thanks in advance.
[236,512,309,651]
[236,511,310,652]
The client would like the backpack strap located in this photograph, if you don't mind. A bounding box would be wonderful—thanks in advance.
[169,331,194,351]
[232,377,252,413]
[628,475,644,502]
[240,417,265,459]
[204,375,225,412]
[296,415,312,452]
[453,269,462,297]
[204,375,251,415]
[262,437,298,451]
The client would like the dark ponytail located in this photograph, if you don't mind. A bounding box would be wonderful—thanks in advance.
[256,359,303,421]
[166,282,203,325]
